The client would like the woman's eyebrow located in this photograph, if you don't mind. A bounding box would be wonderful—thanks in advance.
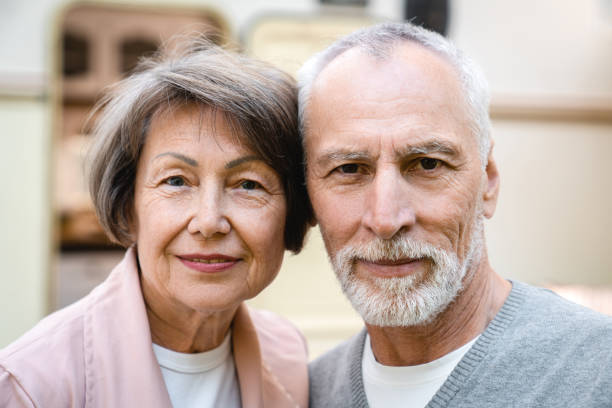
[154,152,198,167]
[225,155,262,169]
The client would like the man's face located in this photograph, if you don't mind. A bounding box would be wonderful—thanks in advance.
[305,43,499,326]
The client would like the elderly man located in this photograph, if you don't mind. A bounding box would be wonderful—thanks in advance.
[299,22,612,407]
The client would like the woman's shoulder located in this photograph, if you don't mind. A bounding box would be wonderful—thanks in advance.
[0,250,134,407]
[1,296,89,360]
[246,307,309,407]
[0,297,91,407]
[1,249,137,366]
[248,307,308,355]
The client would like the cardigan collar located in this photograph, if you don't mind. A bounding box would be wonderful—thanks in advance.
[84,247,302,407]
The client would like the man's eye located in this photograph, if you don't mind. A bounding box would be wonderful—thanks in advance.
[419,158,440,170]
[240,180,261,190]
[166,176,185,187]
[338,163,359,174]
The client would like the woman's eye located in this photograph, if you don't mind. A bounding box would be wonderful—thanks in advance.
[338,163,359,174]
[165,176,185,187]
[240,180,261,190]
[419,158,441,170]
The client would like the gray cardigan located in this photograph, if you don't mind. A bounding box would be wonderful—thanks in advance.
[309,281,612,407]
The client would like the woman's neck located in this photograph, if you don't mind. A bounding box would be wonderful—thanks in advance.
[141,276,239,353]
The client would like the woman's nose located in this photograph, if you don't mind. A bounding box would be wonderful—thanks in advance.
[186,186,231,239]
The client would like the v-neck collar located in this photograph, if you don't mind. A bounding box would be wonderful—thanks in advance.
[346,281,527,408]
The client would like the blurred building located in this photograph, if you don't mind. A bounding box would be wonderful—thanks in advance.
[1,0,612,356]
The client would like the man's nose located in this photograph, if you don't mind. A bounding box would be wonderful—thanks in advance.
[187,186,231,239]
[362,168,416,240]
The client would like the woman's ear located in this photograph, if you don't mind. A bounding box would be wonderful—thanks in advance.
[124,201,138,245]
[309,215,318,227]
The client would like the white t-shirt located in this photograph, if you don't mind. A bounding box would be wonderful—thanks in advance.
[152,332,241,408]
[362,334,478,408]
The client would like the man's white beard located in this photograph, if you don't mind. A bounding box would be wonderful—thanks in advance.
[329,218,484,327]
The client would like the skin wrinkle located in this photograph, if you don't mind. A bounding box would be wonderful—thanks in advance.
[314,140,462,172]
[146,153,283,203]
[368,248,492,364]
[306,42,509,366]
[133,105,287,353]
[369,222,505,365]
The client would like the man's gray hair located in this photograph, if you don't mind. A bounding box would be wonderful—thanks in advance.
[297,22,492,166]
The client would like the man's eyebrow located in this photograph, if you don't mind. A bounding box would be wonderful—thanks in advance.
[154,152,198,166]
[314,150,371,167]
[396,141,459,158]
[225,155,262,169]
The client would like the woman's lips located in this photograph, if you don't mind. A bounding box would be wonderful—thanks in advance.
[177,254,240,273]
[357,258,424,278]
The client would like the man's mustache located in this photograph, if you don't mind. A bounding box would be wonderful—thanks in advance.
[337,236,443,266]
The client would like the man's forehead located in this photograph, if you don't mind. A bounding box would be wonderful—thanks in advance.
[304,40,471,155]
[306,44,466,130]
[310,41,460,101]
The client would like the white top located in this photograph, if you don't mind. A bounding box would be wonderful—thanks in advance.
[362,334,478,408]
[152,332,241,408]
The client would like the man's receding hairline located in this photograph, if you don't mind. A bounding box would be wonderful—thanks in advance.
[298,22,492,168]
[304,37,460,129]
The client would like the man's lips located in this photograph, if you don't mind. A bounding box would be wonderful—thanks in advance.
[177,254,240,273]
[364,258,422,266]
[357,257,425,278]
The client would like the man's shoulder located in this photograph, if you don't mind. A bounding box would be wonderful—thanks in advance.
[516,281,612,334]
[309,329,368,408]
[511,282,612,367]
[447,281,612,406]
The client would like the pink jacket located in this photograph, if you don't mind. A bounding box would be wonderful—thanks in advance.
[0,248,308,407]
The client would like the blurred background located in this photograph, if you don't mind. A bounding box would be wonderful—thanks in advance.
[1,0,612,357]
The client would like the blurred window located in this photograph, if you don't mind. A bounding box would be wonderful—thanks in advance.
[63,32,89,76]
[120,38,158,74]
[404,0,449,36]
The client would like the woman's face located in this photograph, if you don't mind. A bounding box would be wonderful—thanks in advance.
[132,105,287,315]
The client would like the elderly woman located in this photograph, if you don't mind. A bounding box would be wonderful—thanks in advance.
[0,43,312,407]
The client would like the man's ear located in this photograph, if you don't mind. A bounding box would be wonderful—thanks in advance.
[482,142,500,219]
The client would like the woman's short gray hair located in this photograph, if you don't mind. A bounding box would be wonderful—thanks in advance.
[297,22,492,166]
[88,41,313,252]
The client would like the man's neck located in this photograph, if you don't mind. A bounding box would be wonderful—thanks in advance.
[366,260,511,366]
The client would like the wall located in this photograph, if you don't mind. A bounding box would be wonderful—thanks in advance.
[1,0,611,353]
[245,0,612,356]
[0,0,397,347]
[0,97,51,346]
[449,0,612,284]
